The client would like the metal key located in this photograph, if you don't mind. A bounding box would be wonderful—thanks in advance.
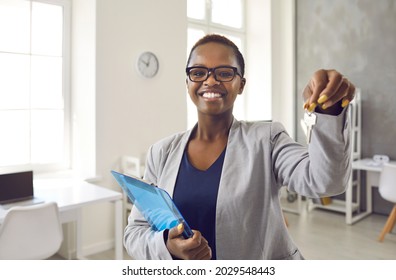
[304,111,317,144]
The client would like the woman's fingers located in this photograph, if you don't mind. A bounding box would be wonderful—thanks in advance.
[303,69,355,113]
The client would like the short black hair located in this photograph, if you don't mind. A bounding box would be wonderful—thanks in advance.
[186,34,245,77]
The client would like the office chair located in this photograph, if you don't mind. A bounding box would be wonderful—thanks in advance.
[0,202,63,259]
[378,163,396,242]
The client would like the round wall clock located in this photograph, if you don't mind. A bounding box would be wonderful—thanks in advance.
[136,51,159,78]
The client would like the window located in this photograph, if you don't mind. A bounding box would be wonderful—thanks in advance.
[0,0,70,172]
[187,0,246,128]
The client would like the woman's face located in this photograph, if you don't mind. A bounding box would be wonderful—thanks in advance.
[186,42,246,118]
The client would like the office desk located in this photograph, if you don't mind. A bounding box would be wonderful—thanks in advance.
[346,158,396,224]
[0,178,123,260]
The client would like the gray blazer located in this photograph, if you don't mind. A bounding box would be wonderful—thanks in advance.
[124,108,351,259]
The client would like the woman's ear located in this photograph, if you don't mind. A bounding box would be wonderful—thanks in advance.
[238,78,246,95]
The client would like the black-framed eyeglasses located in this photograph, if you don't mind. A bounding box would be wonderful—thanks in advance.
[186,66,242,82]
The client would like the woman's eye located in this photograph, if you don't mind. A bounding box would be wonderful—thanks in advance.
[218,71,233,78]
[192,71,206,77]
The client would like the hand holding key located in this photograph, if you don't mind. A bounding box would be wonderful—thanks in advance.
[303,69,356,116]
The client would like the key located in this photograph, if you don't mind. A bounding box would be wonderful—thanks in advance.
[304,110,317,144]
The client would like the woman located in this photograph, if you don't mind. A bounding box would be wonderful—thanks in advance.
[124,34,355,260]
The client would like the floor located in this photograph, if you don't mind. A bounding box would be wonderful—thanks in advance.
[51,201,396,260]
[284,205,396,259]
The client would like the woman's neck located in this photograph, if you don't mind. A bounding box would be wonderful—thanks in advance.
[194,113,233,141]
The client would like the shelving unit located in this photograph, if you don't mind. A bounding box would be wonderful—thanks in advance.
[308,89,362,222]
[309,199,359,213]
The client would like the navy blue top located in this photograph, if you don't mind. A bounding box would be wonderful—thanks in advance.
[172,147,226,260]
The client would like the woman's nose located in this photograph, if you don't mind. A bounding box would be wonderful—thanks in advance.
[204,71,220,86]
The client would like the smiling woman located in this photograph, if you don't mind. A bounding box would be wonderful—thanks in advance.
[123,33,356,260]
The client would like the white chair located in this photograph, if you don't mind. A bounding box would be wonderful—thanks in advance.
[378,163,396,242]
[0,202,63,259]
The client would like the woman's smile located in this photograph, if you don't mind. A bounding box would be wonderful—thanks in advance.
[199,91,226,101]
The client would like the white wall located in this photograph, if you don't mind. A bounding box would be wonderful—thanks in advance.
[95,0,188,188]
[245,0,272,121]
[71,0,188,256]
[271,0,296,138]
[72,0,96,181]
[246,0,295,136]
[67,0,97,258]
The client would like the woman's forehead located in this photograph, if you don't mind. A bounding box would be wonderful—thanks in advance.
[190,42,237,66]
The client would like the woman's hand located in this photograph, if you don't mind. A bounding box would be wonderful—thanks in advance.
[166,223,212,260]
[303,69,356,115]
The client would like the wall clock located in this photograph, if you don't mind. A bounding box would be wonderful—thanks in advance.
[136,51,159,78]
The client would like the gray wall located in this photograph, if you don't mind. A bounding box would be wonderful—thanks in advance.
[296,0,396,214]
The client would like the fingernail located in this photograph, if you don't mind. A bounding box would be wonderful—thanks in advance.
[322,103,327,110]
[308,102,317,112]
[303,101,309,110]
[177,223,183,231]
[341,99,350,108]
[317,95,328,104]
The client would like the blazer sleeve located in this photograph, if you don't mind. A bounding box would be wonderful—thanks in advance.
[123,144,173,260]
[271,107,351,198]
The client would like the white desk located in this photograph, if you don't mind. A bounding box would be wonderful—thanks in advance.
[346,158,396,224]
[0,178,123,259]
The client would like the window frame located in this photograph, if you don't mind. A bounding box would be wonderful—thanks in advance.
[0,0,71,174]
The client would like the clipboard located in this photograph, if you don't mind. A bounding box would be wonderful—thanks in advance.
[111,170,193,239]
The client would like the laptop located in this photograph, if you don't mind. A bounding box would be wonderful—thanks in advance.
[111,170,193,239]
[0,171,44,210]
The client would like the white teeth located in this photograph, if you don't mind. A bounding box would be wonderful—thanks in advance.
[202,92,222,98]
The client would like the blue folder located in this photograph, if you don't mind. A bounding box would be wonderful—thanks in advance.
[111,170,193,239]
